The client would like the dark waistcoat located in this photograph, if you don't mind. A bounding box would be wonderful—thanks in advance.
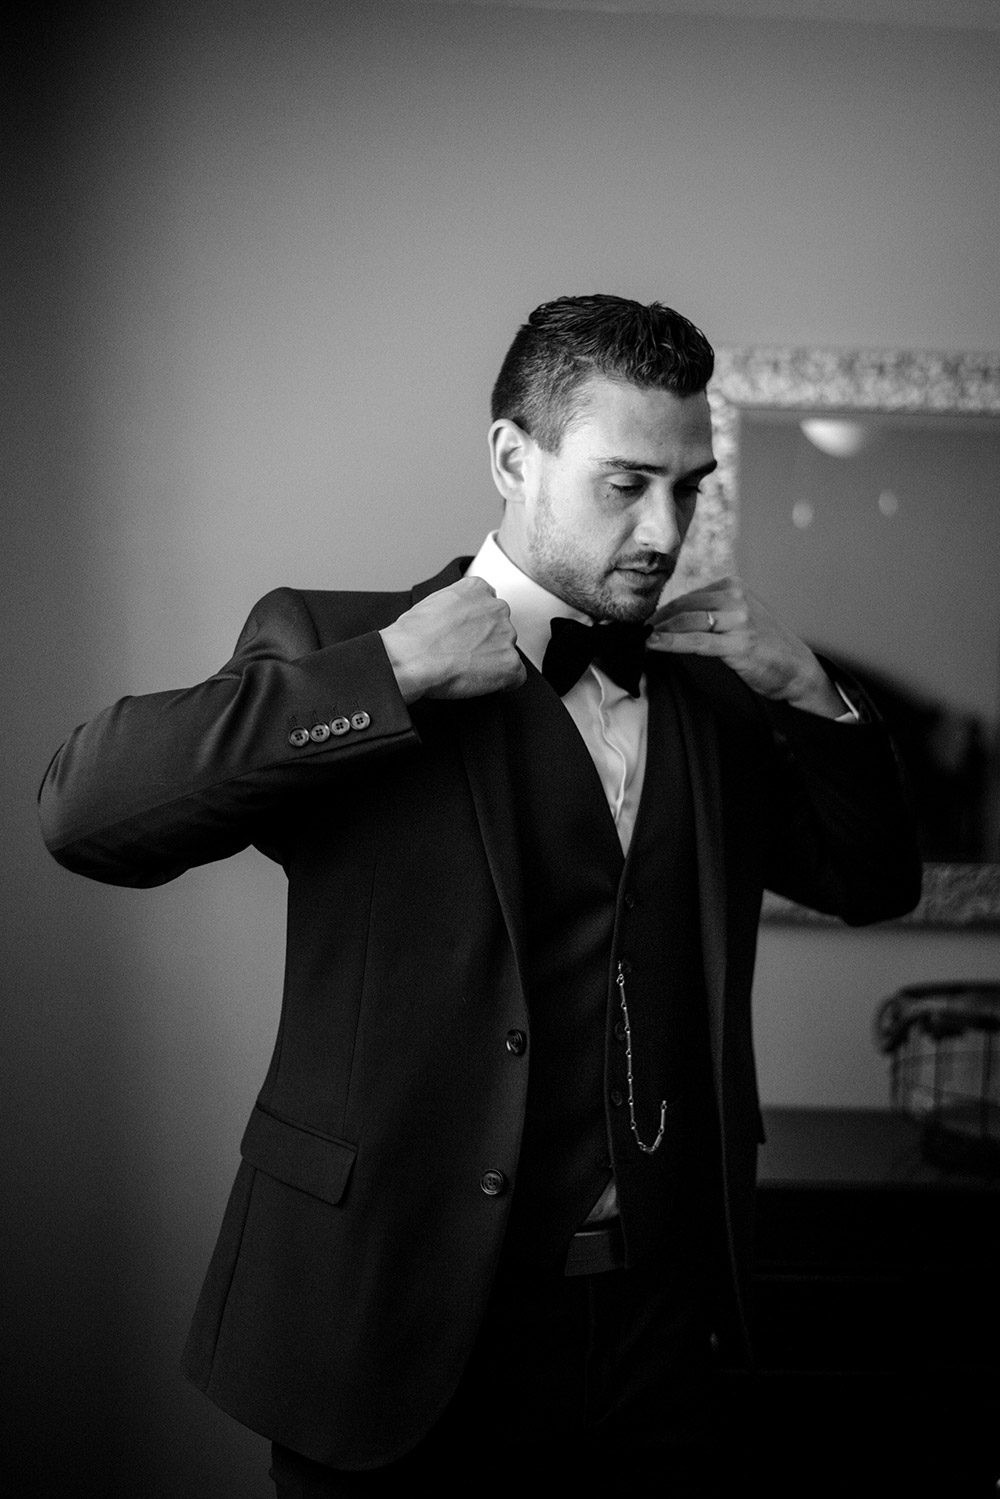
[499,662,723,1270]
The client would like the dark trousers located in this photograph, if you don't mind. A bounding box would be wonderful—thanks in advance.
[271,1253,721,1497]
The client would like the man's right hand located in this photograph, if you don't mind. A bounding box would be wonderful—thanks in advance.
[379,577,527,704]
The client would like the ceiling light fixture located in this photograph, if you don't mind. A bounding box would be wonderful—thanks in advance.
[800,417,871,457]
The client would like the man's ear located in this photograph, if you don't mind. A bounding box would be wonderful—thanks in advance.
[488,418,536,506]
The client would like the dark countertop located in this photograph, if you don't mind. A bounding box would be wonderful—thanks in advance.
[758,1105,1000,1189]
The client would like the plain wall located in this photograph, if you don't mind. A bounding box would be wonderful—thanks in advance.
[6,2,1000,1492]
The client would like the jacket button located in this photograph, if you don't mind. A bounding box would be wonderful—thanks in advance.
[480,1169,506,1196]
[350,711,371,730]
[330,717,351,736]
[623,892,637,910]
[288,728,310,748]
[310,723,331,742]
[505,1029,527,1056]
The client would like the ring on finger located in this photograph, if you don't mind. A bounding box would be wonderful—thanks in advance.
[706,610,716,632]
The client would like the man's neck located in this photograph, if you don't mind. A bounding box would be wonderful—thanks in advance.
[465,533,589,673]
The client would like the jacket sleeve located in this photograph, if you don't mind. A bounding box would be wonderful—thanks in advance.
[758,667,923,926]
[38,588,419,888]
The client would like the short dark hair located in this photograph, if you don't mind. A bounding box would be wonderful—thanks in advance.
[490,294,715,453]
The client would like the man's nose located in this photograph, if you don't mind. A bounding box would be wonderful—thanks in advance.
[632,493,680,555]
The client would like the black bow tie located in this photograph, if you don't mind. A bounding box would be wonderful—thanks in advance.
[541,616,652,698]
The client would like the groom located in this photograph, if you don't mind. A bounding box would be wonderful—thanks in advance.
[39,295,921,1494]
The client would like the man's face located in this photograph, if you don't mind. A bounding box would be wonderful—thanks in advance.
[504,377,716,622]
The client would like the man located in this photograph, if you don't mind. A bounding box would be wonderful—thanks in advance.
[39,296,921,1495]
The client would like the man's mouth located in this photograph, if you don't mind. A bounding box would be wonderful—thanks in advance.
[617,561,674,579]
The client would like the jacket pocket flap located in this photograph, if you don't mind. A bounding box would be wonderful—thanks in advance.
[240,1104,357,1206]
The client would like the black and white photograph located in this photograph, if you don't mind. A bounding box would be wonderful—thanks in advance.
[6,2,1000,1495]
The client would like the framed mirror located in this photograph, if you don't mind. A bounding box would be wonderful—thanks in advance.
[675,345,1000,928]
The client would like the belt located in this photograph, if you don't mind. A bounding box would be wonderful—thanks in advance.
[564,1219,626,1277]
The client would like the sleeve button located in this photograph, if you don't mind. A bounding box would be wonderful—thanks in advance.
[288,727,310,748]
[330,717,351,736]
[505,1029,527,1056]
[480,1169,506,1196]
[310,723,331,742]
[350,711,371,730]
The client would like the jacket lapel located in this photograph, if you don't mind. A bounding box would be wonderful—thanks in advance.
[452,690,530,995]
[411,556,471,602]
[649,654,729,1085]
[410,558,530,997]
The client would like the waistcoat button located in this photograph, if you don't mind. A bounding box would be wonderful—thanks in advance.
[610,1088,623,1107]
[480,1170,506,1196]
[614,1021,626,1043]
[505,1029,527,1055]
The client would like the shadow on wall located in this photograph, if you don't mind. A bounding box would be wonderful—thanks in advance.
[816,652,999,863]
[8,855,278,1496]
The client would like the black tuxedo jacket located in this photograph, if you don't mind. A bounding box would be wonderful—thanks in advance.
[38,557,922,1469]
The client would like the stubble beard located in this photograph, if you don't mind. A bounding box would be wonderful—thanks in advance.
[526,498,666,624]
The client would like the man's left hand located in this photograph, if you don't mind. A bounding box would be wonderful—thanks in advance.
[648,576,845,718]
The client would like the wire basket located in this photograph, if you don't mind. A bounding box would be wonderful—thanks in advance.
[874,982,1000,1173]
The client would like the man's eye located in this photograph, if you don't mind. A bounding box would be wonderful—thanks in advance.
[609,481,644,496]
[676,485,703,503]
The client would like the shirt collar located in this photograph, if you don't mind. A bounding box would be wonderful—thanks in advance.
[465,532,590,673]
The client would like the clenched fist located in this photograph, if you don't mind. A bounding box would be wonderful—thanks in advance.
[379,577,527,704]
